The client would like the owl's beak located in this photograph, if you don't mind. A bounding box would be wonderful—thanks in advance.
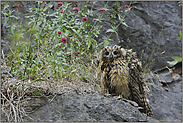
[110,55,114,62]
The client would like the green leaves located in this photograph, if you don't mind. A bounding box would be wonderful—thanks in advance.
[70,69,77,74]
[171,56,182,62]
[167,55,182,66]
[32,90,43,95]
[106,26,118,38]
[167,61,178,66]
[103,36,110,47]
[10,25,16,35]
[50,12,58,17]
[167,31,182,66]
[34,78,46,81]
[106,29,115,33]
[176,31,182,41]
[5,1,121,82]
[43,2,54,11]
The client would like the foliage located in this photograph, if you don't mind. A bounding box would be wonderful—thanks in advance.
[178,1,182,6]
[106,1,132,40]
[163,119,171,122]
[1,1,130,83]
[167,31,182,66]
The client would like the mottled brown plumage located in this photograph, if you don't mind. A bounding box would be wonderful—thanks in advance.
[97,45,153,116]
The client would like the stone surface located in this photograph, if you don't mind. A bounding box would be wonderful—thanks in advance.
[1,61,182,122]
[118,1,182,71]
[22,93,147,122]
[158,72,174,84]
[146,73,182,122]
[18,70,182,122]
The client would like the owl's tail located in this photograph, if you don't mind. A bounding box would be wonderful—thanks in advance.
[128,69,153,117]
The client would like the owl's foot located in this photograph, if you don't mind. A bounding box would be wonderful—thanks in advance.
[103,93,112,97]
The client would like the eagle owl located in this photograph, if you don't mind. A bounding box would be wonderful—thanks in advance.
[97,45,153,116]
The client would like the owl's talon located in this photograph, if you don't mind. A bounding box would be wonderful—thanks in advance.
[104,93,112,97]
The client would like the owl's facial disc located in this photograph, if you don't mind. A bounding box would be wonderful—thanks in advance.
[103,46,120,62]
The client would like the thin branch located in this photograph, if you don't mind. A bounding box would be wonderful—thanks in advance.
[15,105,34,121]
[1,92,17,122]
[6,42,14,54]
[49,94,57,103]
[1,108,10,121]
[2,49,5,59]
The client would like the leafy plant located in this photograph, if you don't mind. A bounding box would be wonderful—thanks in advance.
[167,31,182,66]
[1,1,132,85]
[106,1,132,40]
[178,1,182,6]
[2,1,131,83]
[163,119,170,122]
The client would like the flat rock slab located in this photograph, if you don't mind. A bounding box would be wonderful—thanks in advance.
[158,72,174,83]
[147,73,182,122]
[22,93,148,122]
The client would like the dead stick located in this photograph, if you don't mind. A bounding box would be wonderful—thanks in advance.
[1,92,17,122]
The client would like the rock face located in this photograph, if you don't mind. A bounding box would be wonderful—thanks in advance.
[146,72,182,122]
[1,62,182,122]
[22,93,147,122]
[118,1,182,71]
[73,1,182,71]
[20,71,181,122]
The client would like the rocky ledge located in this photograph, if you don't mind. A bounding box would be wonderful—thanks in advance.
[1,62,182,122]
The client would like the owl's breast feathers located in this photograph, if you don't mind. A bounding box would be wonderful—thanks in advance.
[98,58,131,98]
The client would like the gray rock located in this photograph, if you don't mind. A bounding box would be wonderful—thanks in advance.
[172,73,182,82]
[147,73,182,122]
[22,93,147,122]
[118,1,182,71]
[158,72,174,84]
[1,40,9,55]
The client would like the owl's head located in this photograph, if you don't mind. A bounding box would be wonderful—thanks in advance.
[99,45,126,62]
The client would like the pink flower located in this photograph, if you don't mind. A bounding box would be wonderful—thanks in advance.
[73,8,79,13]
[57,2,63,7]
[100,8,105,11]
[60,8,63,12]
[82,17,88,22]
[46,35,49,38]
[59,45,61,48]
[74,40,76,42]
[77,51,81,54]
[74,1,78,4]
[17,4,22,7]
[61,37,67,43]
[73,8,79,14]
[125,5,129,8]
[58,31,62,34]
[56,6,59,9]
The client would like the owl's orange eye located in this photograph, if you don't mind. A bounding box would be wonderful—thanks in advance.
[105,51,109,56]
[113,51,118,55]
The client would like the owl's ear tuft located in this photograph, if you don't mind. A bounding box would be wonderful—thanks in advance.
[99,47,106,60]
[120,48,126,56]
